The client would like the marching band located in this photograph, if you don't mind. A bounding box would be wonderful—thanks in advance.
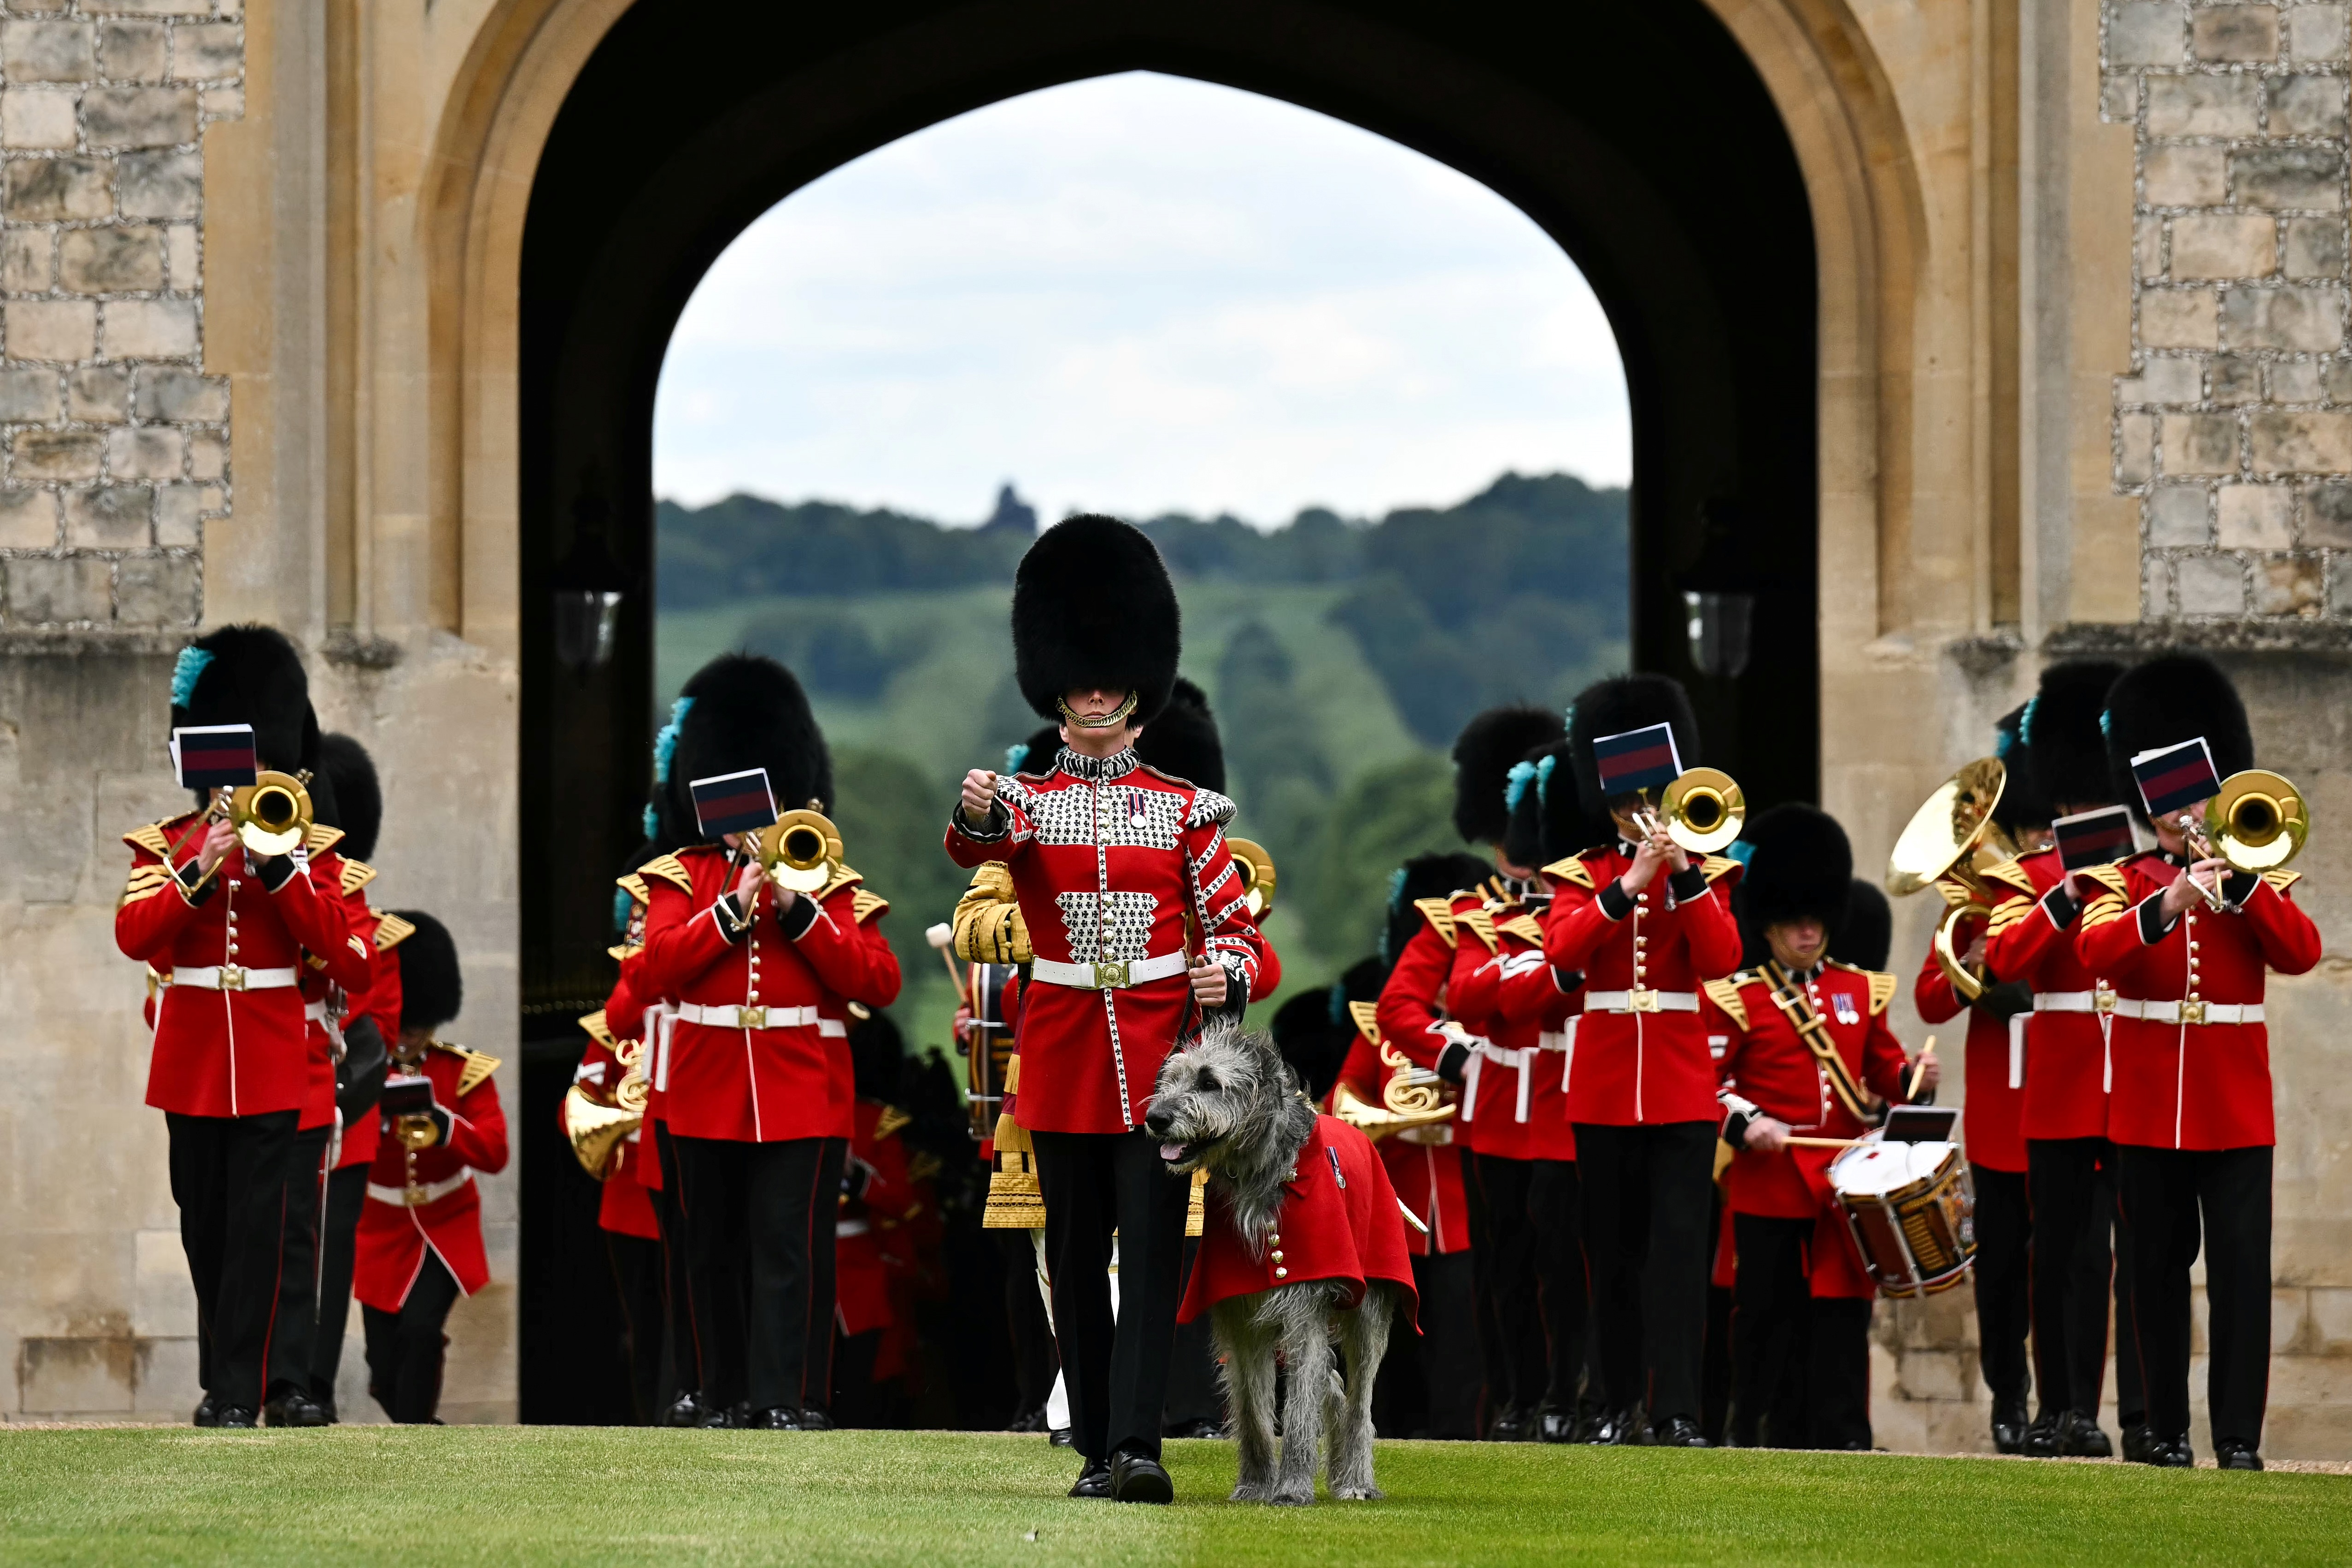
[113,519,2317,1480]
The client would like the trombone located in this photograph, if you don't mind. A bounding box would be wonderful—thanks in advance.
[1227,838,1277,919]
[1631,767,1747,855]
[189,770,315,892]
[2173,769,2309,910]
[1886,758,2008,1001]
[754,808,845,894]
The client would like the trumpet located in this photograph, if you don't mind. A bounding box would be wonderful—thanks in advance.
[1887,758,2008,1001]
[1227,838,1277,919]
[190,770,315,891]
[1631,767,1747,855]
[2173,768,2309,910]
[755,808,844,894]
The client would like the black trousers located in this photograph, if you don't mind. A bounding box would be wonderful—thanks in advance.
[166,1110,298,1412]
[1573,1121,1716,1422]
[804,1136,848,1412]
[1528,1159,1592,1409]
[1728,1215,1871,1448]
[2028,1137,2144,1419]
[653,1124,701,1399]
[2116,1144,2273,1448]
[671,1133,827,1415]
[363,1251,460,1422]
[1031,1128,1189,1464]
[1458,1146,1505,1429]
[1468,1153,1548,1413]
[1969,1163,2031,1412]
[996,1227,1058,1418]
[607,1232,667,1424]
[1413,1250,1482,1438]
[266,1126,331,1406]
[310,1163,369,1407]
[1164,1238,1223,1429]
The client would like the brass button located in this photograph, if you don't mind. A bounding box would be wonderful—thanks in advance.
[1271,1251,1285,1263]
[1274,1267,1288,1278]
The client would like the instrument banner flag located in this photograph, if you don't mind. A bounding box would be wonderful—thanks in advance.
[1593,723,1681,798]
[2053,805,2136,870]
[2129,738,2220,819]
[170,724,258,790]
[689,768,778,838]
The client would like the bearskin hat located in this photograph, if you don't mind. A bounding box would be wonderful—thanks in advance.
[1136,677,1225,792]
[392,910,463,1034]
[2024,659,2124,812]
[1988,705,2049,838]
[1501,743,1551,871]
[169,624,317,778]
[1011,515,1181,727]
[663,653,833,842]
[1382,851,1495,968]
[1451,705,1565,845]
[1272,987,1352,1105]
[1830,879,1893,972]
[316,733,382,862]
[1733,805,1854,936]
[1567,673,1700,819]
[2102,653,2252,820]
[849,1008,907,1103]
[1004,722,1062,778]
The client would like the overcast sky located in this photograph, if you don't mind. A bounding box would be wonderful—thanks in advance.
[653,71,1630,527]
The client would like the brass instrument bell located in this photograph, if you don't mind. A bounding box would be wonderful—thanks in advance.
[757,807,843,894]
[561,1039,648,1178]
[1657,767,1746,854]
[1227,838,1277,919]
[1886,757,2008,1001]
[2207,769,2308,874]
[220,770,314,857]
[395,1112,441,1151]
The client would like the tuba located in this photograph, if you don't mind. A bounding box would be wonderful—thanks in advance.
[1633,768,1747,855]
[1226,838,1277,919]
[756,807,844,894]
[1886,758,2008,1001]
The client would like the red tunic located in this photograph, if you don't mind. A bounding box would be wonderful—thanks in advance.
[333,892,405,1171]
[116,812,362,1119]
[354,1042,509,1308]
[610,871,674,1192]
[574,998,659,1242]
[1981,849,2117,1142]
[1443,894,1582,1162]
[1180,1115,1419,1324]
[1332,1031,1469,1254]
[943,750,1266,1135]
[1542,845,1743,1126]
[1913,915,2025,1173]
[292,837,378,1134]
[2077,855,2321,1151]
[1372,888,1490,1153]
[813,876,902,1142]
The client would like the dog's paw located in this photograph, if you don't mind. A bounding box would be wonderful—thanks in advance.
[1269,1486,1315,1507]
[1329,1485,1385,1502]
[1228,1483,1267,1503]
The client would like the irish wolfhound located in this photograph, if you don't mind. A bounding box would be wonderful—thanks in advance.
[1145,1024,1401,1505]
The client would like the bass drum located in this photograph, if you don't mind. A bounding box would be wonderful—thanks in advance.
[1828,1135,1975,1298]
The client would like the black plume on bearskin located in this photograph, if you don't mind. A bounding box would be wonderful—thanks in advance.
[1271,988,1351,1105]
[1567,673,1699,819]
[1733,804,1854,935]
[669,652,833,835]
[172,623,317,776]
[392,910,463,1034]
[2026,659,2124,810]
[1011,515,1180,726]
[2102,653,2252,818]
[1988,705,2050,837]
[1830,879,1893,972]
[1136,676,1225,792]
[1382,851,1495,968]
[317,733,383,862]
[1452,705,1565,845]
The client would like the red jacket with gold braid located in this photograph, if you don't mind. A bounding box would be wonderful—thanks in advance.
[1914,912,2025,1173]
[334,899,410,1172]
[292,827,379,1134]
[117,810,364,1119]
[814,874,901,1142]
[1332,1027,1471,1255]
[1180,1115,1418,1323]
[355,1039,508,1308]
[1372,886,1491,1153]
[1982,848,2120,1142]
[575,999,658,1241]
[943,747,1266,1135]
[1444,889,1582,1162]
[610,867,672,1190]
[2077,852,2321,1151]
[634,845,900,1144]
[1542,843,1743,1126]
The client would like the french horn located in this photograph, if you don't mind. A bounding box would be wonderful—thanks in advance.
[562,1039,649,1179]
[1886,757,2008,1001]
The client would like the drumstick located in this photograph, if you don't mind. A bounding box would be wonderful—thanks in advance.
[1397,1199,1431,1236]
[1907,1034,1938,1102]
[1787,1136,1861,1149]
[924,922,971,1004]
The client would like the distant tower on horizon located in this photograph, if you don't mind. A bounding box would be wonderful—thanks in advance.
[981,483,1039,534]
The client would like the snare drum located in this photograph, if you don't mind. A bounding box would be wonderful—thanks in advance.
[1827,1136,1975,1298]
[963,961,1019,1142]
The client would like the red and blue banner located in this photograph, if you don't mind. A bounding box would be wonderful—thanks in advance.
[170,724,258,791]
[2053,805,2136,871]
[690,768,778,838]
[2129,739,2220,821]
[1593,722,1682,799]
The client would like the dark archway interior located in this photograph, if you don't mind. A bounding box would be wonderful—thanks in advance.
[515,0,1816,1421]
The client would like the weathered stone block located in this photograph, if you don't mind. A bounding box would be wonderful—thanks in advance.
[2284,217,2347,279]
[103,426,179,483]
[104,298,198,359]
[6,156,115,222]
[97,18,168,78]
[201,84,243,121]
[2251,407,2352,469]
[0,487,57,547]
[3,85,80,149]
[67,365,130,423]
[2289,3,2352,62]
[2120,411,2158,483]
[172,22,240,80]
[2272,72,2349,136]
[65,483,152,547]
[2214,355,2263,403]
[2148,484,2213,545]
[2105,71,2143,122]
[16,1337,135,1414]
[3,555,110,623]
[2146,145,2229,206]
[2332,553,2352,614]
[2167,411,2242,472]
[59,227,166,294]
[2111,1,2188,65]
[164,223,196,288]
[2147,72,2262,135]
[2176,552,2250,613]
[2257,552,2326,613]
[2194,5,2281,62]
[5,298,96,362]
[2,229,53,292]
[2173,213,2275,279]
[2305,479,2352,543]
[2218,482,2296,546]
[185,431,223,481]
[2138,215,2165,280]
[83,86,197,149]
[2143,551,2173,613]
[2224,283,2347,349]
[0,18,96,82]
[2274,358,2325,401]
[83,0,215,15]
[2121,355,2204,403]
[2233,146,2346,210]
[135,366,226,422]
[114,553,197,624]
[0,364,60,422]
[2142,287,2220,347]
[115,149,198,219]
[12,428,101,482]
[153,481,219,546]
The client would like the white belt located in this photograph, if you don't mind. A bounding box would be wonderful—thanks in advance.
[171,965,299,991]
[1028,951,1190,990]
[2028,987,2122,1091]
[304,1000,330,1022]
[2034,990,2114,1014]
[2112,998,2263,1026]
[1463,1027,1578,1124]
[1585,989,1699,1014]
[672,1001,847,1034]
[367,1169,472,1207]
[836,1216,871,1239]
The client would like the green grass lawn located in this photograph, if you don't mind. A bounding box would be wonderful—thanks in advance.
[0,1428,2342,1567]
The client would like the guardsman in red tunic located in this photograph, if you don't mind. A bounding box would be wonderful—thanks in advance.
[576,969,665,1424]
[2078,656,2322,1472]
[116,627,358,1428]
[355,912,505,1422]
[945,517,1266,1503]
[1707,807,1934,1450]
[1541,675,1743,1447]
[635,654,902,1430]
[1978,662,2154,1460]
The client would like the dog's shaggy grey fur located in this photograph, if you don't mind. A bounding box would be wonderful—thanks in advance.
[1146,1024,1400,1505]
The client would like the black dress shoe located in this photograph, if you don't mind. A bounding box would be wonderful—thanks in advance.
[1005,1409,1048,1435]
[2143,1433,2195,1468]
[798,1406,835,1432]
[2215,1440,2264,1471]
[214,1406,258,1429]
[2059,1410,2112,1458]
[1109,1451,1174,1504]
[2120,1421,2154,1464]
[1990,1400,2029,1455]
[1587,1408,1647,1445]
[659,1391,706,1428]
[1652,1416,1711,1448]
[313,1397,340,1426]
[1536,1405,1577,1444]
[1068,1460,1113,1499]
[727,1401,753,1429]
[2020,1411,2064,1458]
[1163,1416,1222,1440]
[1572,1400,1606,1443]
[1048,1426,1076,1448]
[749,1406,804,1430]
[1486,1404,1532,1442]
[193,1395,219,1429]
[264,1391,330,1428]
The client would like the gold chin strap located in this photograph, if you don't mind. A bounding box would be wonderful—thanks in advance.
[1057,691,1139,730]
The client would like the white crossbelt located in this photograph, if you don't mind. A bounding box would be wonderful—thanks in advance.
[1028,951,1190,991]
[304,1000,330,1022]
[171,965,299,991]
[672,1001,847,1034]
[2112,998,2263,1025]
[1585,989,1699,1014]
[367,1169,472,1207]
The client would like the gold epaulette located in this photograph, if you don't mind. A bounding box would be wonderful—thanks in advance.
[1867,969,1898,1016]
[1985,894,2035,935]
[1936,881,1975,910]
[305,822,346,857]
[373,910,416,951]
[817,862,867,903]
[850,888,889,924]
[615,872,651,907]
[119,861,173,908]
[1347,999,1381,1045]
[430,1040,500,1097]
[874,1105,911,1141]
[639,854,693,895]
[1496,913,1546,946]
[1981,858,2037,898]
[123,821,175,859]
[2079,863,2129,897]
[1702,975,1750,1031]
[1542,855,1595,890]
[1455,905,1499,953]
[1412,896,1459,948]
[340,858,377,897]
[2263,869,2302,894]
[2077,862,2131,929]
[578,1009,616,1050]
[1700,854,1741,884]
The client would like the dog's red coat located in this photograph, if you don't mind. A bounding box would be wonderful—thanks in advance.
[1179,1114,1419,1327]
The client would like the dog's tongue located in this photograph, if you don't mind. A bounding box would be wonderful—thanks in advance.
[1160,1142,1186,1162]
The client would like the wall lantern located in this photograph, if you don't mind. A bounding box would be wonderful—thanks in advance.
[1680,499,1760,681]
[551,489,627,675]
